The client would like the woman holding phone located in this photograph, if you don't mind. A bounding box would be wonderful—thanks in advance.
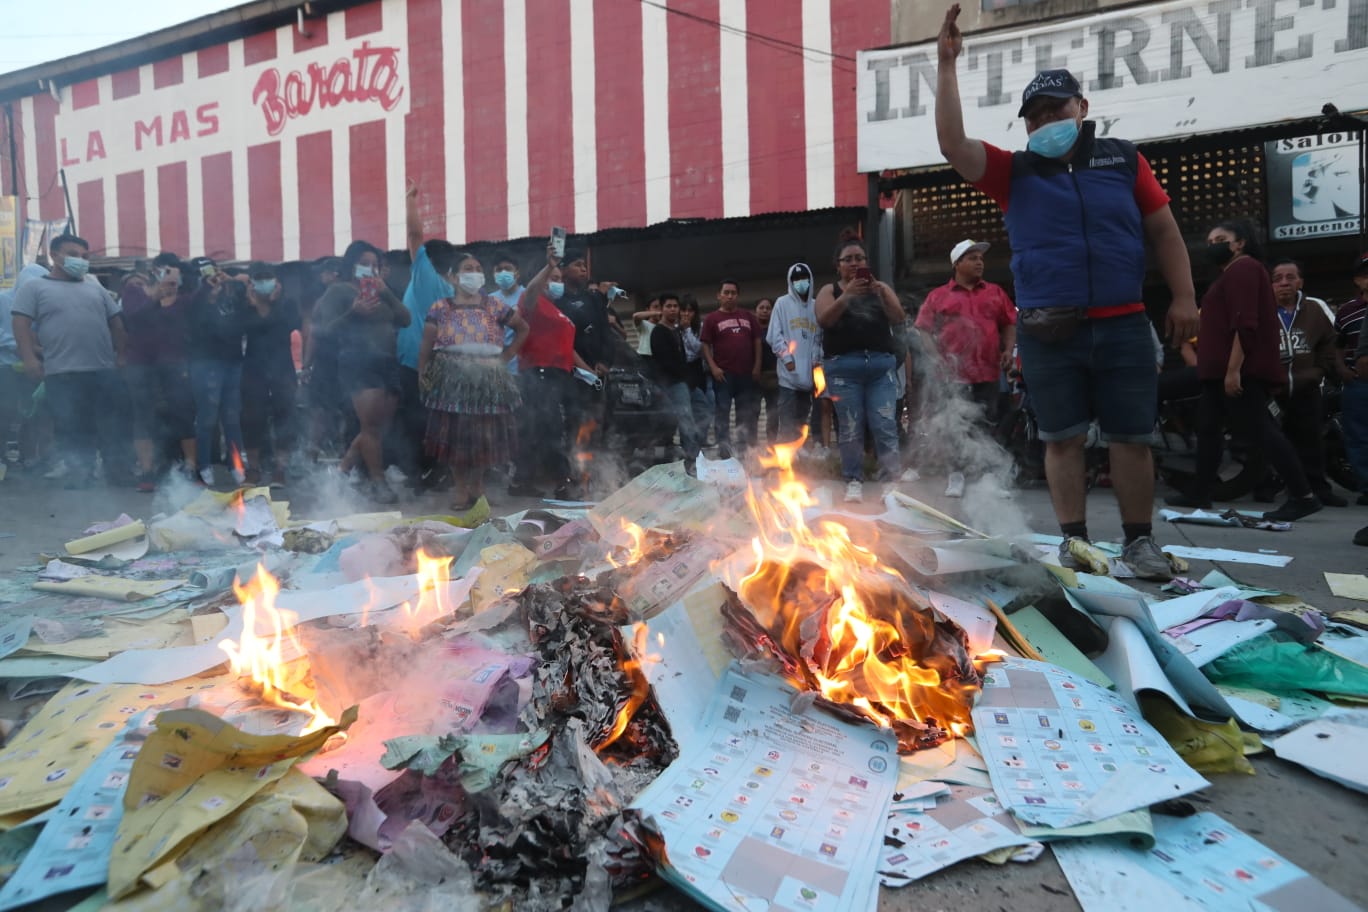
[814,231,906,503]
[312,240,411,504]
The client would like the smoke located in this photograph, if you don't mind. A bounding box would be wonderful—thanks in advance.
[904,332,1033,539]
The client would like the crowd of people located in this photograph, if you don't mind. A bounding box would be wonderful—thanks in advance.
[2,9,1366,558]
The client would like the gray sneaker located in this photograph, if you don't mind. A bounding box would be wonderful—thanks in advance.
[1058,536,1088,571]
[1121,536,1174,581]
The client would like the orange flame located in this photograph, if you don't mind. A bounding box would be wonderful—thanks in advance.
[221,567,336,734]
[397,549,456,636]
[812,365,826,398]
[606,520,649,568]
[230,445,245,481]
[736,430,978,747]
[597,623,652,752]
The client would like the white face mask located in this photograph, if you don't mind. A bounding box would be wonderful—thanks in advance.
[457,273,484,294]
[354,264,375,279]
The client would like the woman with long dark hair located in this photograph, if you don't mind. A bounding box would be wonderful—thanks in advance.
[313,240,411,503]
[815,231,906,502]
[1167,220,1321,522]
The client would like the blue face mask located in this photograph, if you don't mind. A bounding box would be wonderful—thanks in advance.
[354,264,375,279]
[793,279,811,296]
[547,282,565,300]
[62,256,90,280]
[253,279,277,296]
[494,270,516,291]
[1027,118,1079,158]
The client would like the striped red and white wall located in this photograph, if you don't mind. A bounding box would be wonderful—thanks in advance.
[0,0,888,262]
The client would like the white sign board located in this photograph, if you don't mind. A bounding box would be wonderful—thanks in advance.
[857,0,1368,172]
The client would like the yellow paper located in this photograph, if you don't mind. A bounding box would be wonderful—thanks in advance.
[470,543,537,612]
[0,678,228,818]
[19,611,198,660]
[1326,572,1368,602]
[108,706,355,899]
[31,577,187,602]
[65,520,148,557]
[103,769,346,910]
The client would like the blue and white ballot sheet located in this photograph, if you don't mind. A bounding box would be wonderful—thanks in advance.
[1054,811,1361,912]
[972,657,1208,829]
[631,666,899,912]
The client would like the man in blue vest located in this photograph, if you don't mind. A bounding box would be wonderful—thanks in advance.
[934,4,1199,579]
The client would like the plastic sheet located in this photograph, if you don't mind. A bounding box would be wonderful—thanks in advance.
[1203,636,1368,699]
[1141,696,1261,775]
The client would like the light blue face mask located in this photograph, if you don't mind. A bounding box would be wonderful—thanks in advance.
[494,270,517,291]
[793,279,811,296]
[62,256,90,280]
[547,282,565,300]
[253,279,277,296]
[457,272,484,294]
[1026,119,1079,158]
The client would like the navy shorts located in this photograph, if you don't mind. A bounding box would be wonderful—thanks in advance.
[1017,311,1157,444]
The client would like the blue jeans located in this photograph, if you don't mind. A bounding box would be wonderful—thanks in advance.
[714,373,759,453]
[1016,311,1157,443]
[663,381,702,460]
[690,381,714,443]
[824,351,899,482]
[1343,379,1368,489]
[191,360,245,472]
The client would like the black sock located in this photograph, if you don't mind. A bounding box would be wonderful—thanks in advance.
[1122,523,1152,544]
[1060,521,1089,541]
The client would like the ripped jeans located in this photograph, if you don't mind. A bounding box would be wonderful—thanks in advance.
[823,351,899,482]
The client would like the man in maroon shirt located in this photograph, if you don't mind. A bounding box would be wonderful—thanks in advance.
[701,280,761,457]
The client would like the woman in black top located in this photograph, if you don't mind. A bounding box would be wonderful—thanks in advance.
[814,233,907,503]
[241,262,300,486]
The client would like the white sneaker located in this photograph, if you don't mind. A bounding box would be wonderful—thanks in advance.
[900,467,921,483]
[945,472,966,498]
[231,466,247,486]
[42,459,69,480]
[199,467,215,486]
[844,480,863,503]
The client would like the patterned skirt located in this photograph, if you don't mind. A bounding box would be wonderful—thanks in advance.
[422,352,520,468]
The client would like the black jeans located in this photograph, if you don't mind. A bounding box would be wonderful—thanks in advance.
[516,367,573,487]
[241,369,298,468]
[1278,385,1332,497]
[714,372,759,453]
[1196,378,1310,498]
[45,369,132,479]
[392,365,429,477]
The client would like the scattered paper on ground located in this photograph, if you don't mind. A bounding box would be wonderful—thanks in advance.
[1325,572,1368,602]
[1053,811,1360,912]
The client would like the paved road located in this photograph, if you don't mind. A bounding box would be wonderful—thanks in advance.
[1,468,1365,910]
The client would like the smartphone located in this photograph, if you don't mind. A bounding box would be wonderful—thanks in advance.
[200,263,216,279]
[551,226,567,259]
[855,266,873,284]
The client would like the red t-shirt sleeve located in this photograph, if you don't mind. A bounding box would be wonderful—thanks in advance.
[1134,153,1170,216]
[970,143,1014,211]
[700,313,717,345]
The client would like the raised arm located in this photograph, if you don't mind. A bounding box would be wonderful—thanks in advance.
[935,4,987,183]
[522,240,559,313]
[405,180,423,261]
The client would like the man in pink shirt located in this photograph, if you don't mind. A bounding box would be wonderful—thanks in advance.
[916,239,1017,497]
[916,239,1016,416]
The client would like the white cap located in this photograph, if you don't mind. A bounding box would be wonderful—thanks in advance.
[951,240,991,265]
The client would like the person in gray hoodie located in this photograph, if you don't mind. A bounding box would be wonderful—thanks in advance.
[766,263,821,445]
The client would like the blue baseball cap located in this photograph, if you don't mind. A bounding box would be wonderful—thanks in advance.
[1018,69,1083,117]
